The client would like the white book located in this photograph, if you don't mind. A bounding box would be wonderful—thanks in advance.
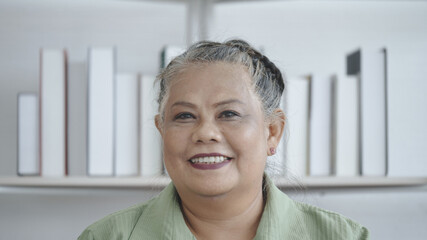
[333,75,359,176]
[40,49,67,177]
[67,62,87,176]
[309,74,333,176]
[87,48,115,176]
[18,93,39,176]
[115,73,139,176]
[347,48,387,176]
[284,77,310,177]
[161,46,186,68]
[140,75,163,177]
[387,46,427,177]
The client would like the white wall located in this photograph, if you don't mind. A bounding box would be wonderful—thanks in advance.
[212,0,427,77]
[0,187,161,240]
[1,1,427,240]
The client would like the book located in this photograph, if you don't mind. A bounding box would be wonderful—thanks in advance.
[160,46,186,69]
[87,47,115,176]
[284,77,310,177]
[347,48,387,176]
[39,49,67,177]
[17,93,39,176]
[387,45,427,177]
[140,75,163,177]
[308,74,333,176]
[114,73,140,176]
[67,62,87,176]
[332,75,360,176]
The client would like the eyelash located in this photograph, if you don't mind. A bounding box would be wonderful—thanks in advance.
[173,110,240,121]
[174,112,195,120]
[218,110,240,119]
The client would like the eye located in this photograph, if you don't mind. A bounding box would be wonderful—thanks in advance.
[218,110,240,119]
[174,112,195,121]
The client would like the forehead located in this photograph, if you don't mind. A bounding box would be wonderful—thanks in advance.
[168,62,254,99]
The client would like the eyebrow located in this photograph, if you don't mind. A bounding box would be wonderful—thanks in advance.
[171,101,197,109]
[213,99,245,107]
[170,99,244,109]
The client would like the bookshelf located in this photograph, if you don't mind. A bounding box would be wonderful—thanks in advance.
[2,0,427,188]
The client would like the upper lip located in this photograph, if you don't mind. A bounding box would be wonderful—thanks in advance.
[189,153,232,160]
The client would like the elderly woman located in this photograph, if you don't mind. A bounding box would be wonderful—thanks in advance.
[78,40,369,240]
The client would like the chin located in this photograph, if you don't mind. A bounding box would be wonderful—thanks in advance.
[190,181,234,198]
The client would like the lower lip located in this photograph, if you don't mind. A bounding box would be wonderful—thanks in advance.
[190,159,232,170]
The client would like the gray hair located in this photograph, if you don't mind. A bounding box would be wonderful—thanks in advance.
[156,39,285,122]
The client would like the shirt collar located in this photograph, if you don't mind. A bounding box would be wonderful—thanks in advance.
[130,175,309,240]
[254,176,311,240]
[130,183,195,240]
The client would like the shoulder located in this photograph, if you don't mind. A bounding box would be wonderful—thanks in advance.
[292,200,369,240]
[77,183,180,240]
[77,199,153,240]
[260,176,369,240]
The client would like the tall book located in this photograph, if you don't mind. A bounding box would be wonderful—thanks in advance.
[18,93,39,176]
[332,75,360,176]
[347,48,387,176]
[67,62,87,176]
[140,75,163,177]
[87,48,115,176]
[115,73,139,176]
[387,46,427,177]
[39,49,67,177]
[284,77,310,177]
[308,74,333,176]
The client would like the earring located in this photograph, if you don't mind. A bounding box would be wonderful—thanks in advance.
[270,147,276,155]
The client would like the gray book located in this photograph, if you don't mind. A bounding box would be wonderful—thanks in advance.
[67,62,87,176]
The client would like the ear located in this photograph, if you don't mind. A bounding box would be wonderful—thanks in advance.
[155,114,163,137]
[266,109,285,156]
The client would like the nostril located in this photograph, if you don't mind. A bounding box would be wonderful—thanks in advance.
[191,121,222,143]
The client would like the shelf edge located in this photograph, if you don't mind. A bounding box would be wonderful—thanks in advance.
[1,176,427,189]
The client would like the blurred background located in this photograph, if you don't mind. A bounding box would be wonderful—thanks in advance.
[1,0,426,239]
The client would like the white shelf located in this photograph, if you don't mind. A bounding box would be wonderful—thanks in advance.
[1,176,426,189]
[274,177,427,188]
[0,176,171,189]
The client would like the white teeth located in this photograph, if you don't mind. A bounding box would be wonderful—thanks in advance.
[190,156,228,164]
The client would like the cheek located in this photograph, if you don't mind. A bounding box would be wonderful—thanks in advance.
[163,129,188,162]
[225,121,268,160]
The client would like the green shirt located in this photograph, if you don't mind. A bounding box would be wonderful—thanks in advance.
[78,177,369,240]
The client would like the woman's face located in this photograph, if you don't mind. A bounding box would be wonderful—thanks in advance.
[158,62,270,198]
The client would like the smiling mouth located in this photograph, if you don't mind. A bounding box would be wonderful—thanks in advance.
[189,156,232,164]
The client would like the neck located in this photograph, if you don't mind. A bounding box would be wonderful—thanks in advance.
[179,180,265,240]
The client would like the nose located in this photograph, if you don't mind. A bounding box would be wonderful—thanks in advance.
[191,118,222,144]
